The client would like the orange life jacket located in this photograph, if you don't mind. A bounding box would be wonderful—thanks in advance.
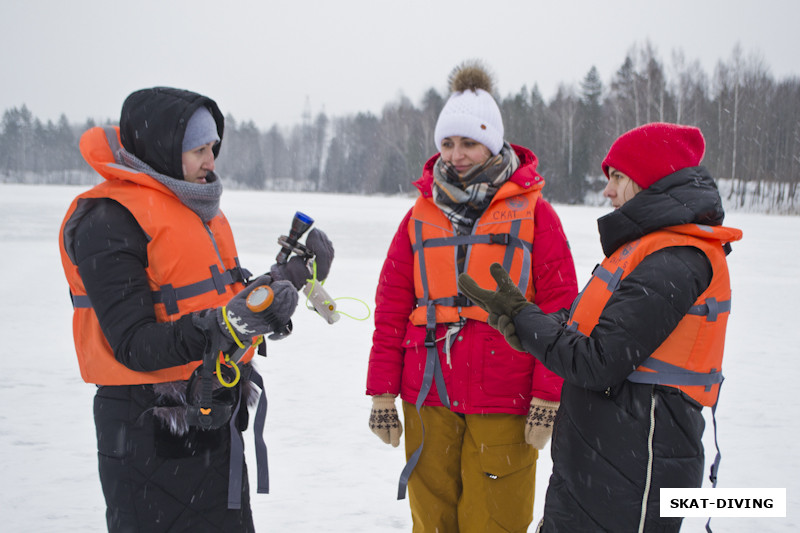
[566,223,743,406]
[396,179,544,500]
[59,126,255,385]
[408,183,542,326]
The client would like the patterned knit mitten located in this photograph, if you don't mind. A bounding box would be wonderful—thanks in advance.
[369,394,403,447]
[525,397,559,449]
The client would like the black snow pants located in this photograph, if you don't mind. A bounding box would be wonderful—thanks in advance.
[93,383,254,532]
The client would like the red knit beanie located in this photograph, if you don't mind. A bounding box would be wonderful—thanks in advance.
[602,122,706,189]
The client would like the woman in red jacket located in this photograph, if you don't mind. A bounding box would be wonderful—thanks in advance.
[366,61,578,532]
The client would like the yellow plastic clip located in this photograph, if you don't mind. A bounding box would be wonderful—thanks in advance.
[216,353,241,388]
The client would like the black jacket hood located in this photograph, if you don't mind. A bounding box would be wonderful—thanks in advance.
[597,165,725,256]
[119,87,224,179]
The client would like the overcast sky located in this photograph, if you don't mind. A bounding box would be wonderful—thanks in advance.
[3,0,799,130]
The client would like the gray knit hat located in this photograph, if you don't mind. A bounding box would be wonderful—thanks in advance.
[182,106,220,152]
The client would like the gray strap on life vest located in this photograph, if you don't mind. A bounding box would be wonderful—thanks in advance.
[227,380,246,509]
[565,264,616,334]
[569,263,730,336]
[410,220,452,409]
[425,305,451,410]
[397,342,435,500]
[153,262,252,315]
[460,219,531,295]
[227,365,269,509]
[412,220,531,309]
[565,283,589,334]
[398,222,454,500]
[564,264,622,334]
[421,233,509,248]
[397,304,450,500]
[705,385,724,533]
[399,219,531,499]
[627,358,724,390]
[418,295,471,308]
[503,220,531,293]
[592,264,625,292]
[71,261,252,314]
[686,297,731,322]
[249,367,270,494]
[628,293,731,390]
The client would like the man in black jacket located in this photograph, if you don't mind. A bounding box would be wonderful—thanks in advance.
[459,123,742,532]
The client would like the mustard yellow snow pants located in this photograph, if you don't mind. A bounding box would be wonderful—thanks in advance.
[402,401,538,532]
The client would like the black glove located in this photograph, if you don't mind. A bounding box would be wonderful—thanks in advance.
[457,263,532,351]
[270,228,334,290]
[192,275,298,351]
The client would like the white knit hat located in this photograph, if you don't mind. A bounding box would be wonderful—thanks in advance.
[434,62,504,155]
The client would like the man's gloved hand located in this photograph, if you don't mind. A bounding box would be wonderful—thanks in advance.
[457,262,532,351]
[525,397,560,449]
[192,275,298,351]
[270,228,335,290]
[369,394,403,447]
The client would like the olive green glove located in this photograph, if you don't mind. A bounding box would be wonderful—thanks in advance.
[525,398,559,449]
[457,263,532,351]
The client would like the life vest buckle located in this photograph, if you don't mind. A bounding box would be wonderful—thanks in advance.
[424,328,436,348]
[488,233,510,245]
[452,295,471,307]
[233,262,251,284]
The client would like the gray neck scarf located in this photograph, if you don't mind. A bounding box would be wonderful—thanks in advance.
[118,149,222,222]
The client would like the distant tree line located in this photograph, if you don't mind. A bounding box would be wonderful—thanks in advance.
[1,42,798,212]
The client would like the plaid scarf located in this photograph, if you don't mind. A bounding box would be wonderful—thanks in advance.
[432,142,519,235]
[119,149,222,223]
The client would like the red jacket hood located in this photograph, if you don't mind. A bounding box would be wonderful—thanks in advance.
[413,144,544,198]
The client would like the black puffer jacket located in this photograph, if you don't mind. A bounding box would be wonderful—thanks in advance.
[514,167,726,532]
[72,89,255,532]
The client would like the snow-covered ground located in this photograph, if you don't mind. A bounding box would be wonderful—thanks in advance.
[0,183,795,532]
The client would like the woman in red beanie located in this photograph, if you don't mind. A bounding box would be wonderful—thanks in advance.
[459,122,743,532]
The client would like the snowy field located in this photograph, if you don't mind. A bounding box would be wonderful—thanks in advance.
[0,182,796,532]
